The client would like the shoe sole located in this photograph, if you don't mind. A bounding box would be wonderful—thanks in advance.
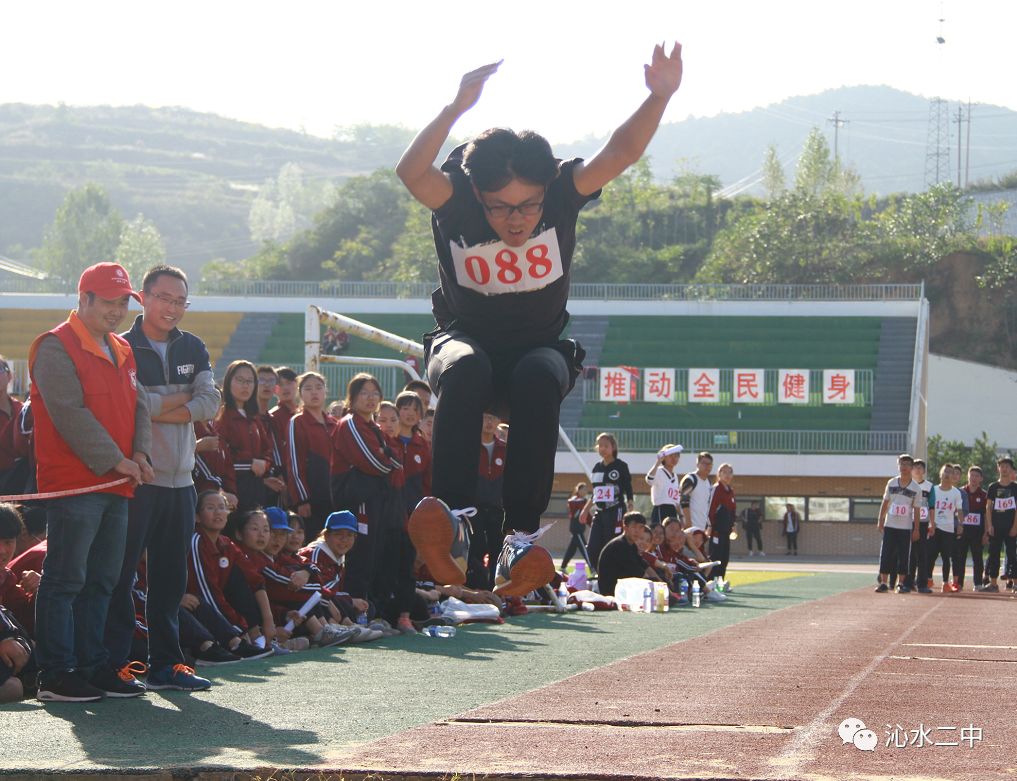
[37,691,104,703]
[237,649,275,661]
[146,681,211,692]
[407,497,467,586]
[194,657,243,667]
[494,545,555,597]
[96,688,147,698]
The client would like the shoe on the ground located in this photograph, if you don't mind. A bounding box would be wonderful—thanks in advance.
[271,642,294,656]
[368,619,400,638]
[759,551,766,557]
[895,585,911,593]
[193,643,242,667]
[917,586,933,594]
[234,640,274,660]
[407,497,472,586]
[315,625,357,648]
[90,662,147,698]
[37,669,106,703]
[396,617,418,635]
[748,550,755,557]
[146,664,212,692]
[283,637,311,651]
[941,583,952,593]
[705,588,727,602]
[874,583,889,593]
[983,583,1000,592]
[503,595,528,616]
[494,530,555,597]
[348,626,384,643]
[927,579,935,589]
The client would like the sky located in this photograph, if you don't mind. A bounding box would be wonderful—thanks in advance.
[2,0,1014,144]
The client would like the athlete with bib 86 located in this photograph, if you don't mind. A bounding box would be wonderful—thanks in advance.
[398,43,683,597]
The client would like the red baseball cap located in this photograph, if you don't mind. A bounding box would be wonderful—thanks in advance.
[78,262,142,303]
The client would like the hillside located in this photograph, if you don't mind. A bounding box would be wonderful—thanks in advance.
[1,88,1015,278]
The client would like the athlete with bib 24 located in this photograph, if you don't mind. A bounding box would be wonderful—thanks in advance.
[398,43,683,596]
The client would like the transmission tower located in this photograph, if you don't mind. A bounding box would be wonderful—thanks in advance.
[924,97,951,187]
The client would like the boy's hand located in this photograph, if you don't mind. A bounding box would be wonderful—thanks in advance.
[450,61,502,116]
[18,570,41,594]
[289,570,310,590]
[0,638,28,674]
[644,42,683,98]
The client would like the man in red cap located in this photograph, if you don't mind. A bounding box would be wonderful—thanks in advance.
[29,262,154,703]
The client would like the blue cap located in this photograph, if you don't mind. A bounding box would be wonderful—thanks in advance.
[264,506,292,531]
[324,510,358,533]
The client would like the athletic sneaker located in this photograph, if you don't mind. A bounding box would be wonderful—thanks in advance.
[705,589,727,602]
[37,670,105,703]
[146,664,212,692]
[91,662,147,698]
[233,640,274,660]
[193,643,242,666]
[348,626,384,643]
[982,583,1000,592]
[369,620,400,638]
[895,584,911,593]
[396,616,418,635]
[283,637,311,651]
[917,586,933,594]
[874,583,889,593]
[314,625,356,648]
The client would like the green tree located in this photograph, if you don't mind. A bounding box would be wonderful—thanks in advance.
[115,214,166,284]
[794,128,835,196]
[927,432,1011,484]
[248,163,337,244]
[37,184,123,285]
[762,144,786,200]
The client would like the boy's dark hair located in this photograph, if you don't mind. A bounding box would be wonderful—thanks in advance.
[897,453,914,465]
[276,367,298,382]
[394,390,424,416]
[997,457,1015,470]
[403,380,432,396]
[142,264,188,293]
[462,128,558,192]
[0,503,26,540]
[622,511,647,527]
[913,459,926,469]
[698,451,714,462]
[19,504,47,536]
[969,465,983,475]
[257,365,278,378]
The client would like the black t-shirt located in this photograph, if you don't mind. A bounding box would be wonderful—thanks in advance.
[987,482,1017,528]
[591,459,633,511]
[430,144,601,349]
[597,534,646,596]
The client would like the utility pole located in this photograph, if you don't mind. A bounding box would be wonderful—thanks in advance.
[951,105,960,187]
[965,100,972,188]
[827,111,848,164]
[925,97,950,187]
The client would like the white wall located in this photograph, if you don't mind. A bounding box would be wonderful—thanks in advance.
[928,354,1017,449]
[555,451,895,478]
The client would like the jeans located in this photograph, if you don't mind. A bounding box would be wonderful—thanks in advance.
[106,484,196,671]
[35,492,128,676]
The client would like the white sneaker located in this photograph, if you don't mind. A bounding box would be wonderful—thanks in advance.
[759,551,766,557]
[748,550,755,557]
[706,589,727,602]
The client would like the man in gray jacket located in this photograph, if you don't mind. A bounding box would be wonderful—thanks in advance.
[105,265,221,693]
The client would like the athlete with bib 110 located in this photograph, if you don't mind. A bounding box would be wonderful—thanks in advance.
[398,43,683,596]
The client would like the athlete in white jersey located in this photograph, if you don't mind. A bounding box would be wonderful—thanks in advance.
[876,454,922,593]
[645,444,682,526]
[929,464,964,591]
[679,452,714,533]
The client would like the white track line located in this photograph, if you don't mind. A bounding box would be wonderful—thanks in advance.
[774,599,944,777]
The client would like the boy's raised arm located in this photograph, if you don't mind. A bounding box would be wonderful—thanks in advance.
[396,61,502,210]
[573,42,683,197]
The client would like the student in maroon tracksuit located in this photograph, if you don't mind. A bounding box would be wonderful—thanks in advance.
[394,391,432,516]
[331,373,416,633]
[231,509,280,647]
[286,372,336,540]
[299,510,371,623]
[269,367,299,457]
[955,466,988,590]
[192,420,238,510]
[708,463,736,580]
[185,491,272,660]
[214,361,275,514]
[468,412,507,590]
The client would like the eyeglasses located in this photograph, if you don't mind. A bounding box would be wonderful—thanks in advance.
[149,292,191,310]
[480,199,544,219]
[0,363,9,373]
[232,377,256,386]
[257,377,278,386]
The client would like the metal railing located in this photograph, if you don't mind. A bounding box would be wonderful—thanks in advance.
[561,428,908,454]
[582,369,874,407]
[0,275,925,301]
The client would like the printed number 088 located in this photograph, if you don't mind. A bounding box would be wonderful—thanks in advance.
[465,244,553,286]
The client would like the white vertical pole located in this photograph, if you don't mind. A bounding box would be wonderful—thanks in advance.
[305,305,321,373]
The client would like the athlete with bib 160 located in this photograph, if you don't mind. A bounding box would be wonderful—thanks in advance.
[397,43,683,597]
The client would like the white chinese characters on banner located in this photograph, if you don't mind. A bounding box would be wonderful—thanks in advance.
[733,369,765,403]
[688,368,720,403]
[823,370,855,404]
[600,367,635,402]
[778,369,810,404]
[643,368,675,402]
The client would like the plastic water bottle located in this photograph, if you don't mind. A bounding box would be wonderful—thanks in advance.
[356,612,369,627]
[429,600,442,617]
[692,581,701,608]
[571,561,589,590]
[679,580,689,604]
[558,581,569,600]
[424,625,456,638]
[642,583,653,613]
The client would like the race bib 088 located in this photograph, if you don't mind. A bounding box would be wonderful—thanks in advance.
[450,228,563,296]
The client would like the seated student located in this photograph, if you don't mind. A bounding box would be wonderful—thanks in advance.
[231,508,285,652]
[656,518,722,600]
[650,524,665,552]
[13,504,46,558]
[597,512,654,597]
[0,604,35,703]
[0,504,39,633]
[186,491,276,662]
[298,511,383,641]
[636,525,674,588]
